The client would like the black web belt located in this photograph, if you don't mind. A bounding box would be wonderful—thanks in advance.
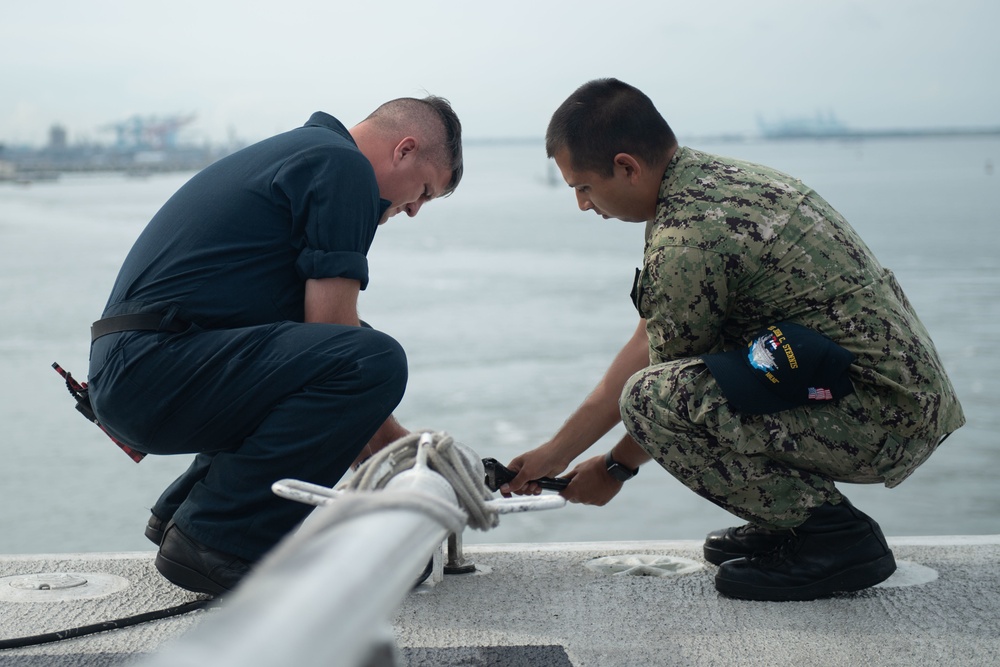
[91,314,189,342]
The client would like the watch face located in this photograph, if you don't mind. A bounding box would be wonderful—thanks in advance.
[605,452,636,481]
[607,463,633,481]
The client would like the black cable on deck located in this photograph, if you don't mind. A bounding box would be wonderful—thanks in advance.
[0,599,212,650]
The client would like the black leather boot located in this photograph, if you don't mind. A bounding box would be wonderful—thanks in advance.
[155,521,252,596]
[144,513,166,546]
[703,523,792,565]
[714,497,896,601]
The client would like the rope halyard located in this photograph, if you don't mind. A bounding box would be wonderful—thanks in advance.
[336,431,500,531]
[266,431,501,568]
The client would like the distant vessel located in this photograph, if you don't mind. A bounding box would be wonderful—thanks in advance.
[757,111,851,139]
[756,111,1000,141]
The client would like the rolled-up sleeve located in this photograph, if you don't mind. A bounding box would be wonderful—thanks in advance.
[273,145,383,289]
[295,248,370,288]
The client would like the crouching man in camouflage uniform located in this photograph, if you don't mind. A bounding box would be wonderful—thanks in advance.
[503,78,964,601]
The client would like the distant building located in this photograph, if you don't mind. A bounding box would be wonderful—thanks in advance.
[48,125,68,151]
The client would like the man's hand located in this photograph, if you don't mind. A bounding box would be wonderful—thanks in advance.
[509,436,647,504]
[560,454,625,506]
[501,319,650,497]
[501,443,571,497]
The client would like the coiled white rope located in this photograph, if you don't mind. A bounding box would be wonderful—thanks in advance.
[268,430,499,564]
[337,430,499,531]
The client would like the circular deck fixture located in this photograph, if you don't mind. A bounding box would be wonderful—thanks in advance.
[0,572,130,602]
[875,560,939,588]
[8,573,88,590]
[585,554,704,577]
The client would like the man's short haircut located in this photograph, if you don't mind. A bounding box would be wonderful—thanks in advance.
[366,96,463,196]
[546,78,677,177]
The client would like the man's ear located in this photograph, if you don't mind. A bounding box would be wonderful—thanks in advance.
[392,137,418,165]
[613,153,643,183]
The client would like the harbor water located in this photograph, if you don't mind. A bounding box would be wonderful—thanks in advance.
[1,136,997,555]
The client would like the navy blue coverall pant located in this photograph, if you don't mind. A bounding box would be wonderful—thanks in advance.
[89,320,407,562]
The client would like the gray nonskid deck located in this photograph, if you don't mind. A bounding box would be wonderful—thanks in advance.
[1,537,997,666]
[396,537,1000,666]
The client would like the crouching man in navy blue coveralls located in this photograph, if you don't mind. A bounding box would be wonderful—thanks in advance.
[87,97,463,596]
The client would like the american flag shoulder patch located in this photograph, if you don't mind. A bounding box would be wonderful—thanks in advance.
[808,387,834,401]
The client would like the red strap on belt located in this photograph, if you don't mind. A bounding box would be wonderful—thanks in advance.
[52,362,146,463]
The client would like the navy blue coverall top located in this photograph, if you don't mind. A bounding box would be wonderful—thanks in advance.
[86,114,402,560]
[98,112,391,330]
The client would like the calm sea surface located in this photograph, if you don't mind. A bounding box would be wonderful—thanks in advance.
[1,136,998,555]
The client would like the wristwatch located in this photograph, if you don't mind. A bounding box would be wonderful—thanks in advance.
[604,451,639,482]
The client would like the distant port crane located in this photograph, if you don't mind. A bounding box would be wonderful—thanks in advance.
[100,114,196,150]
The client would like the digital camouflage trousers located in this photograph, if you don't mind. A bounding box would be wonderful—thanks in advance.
[620,359,941,529]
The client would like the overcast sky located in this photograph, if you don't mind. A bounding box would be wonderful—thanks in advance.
[2,0,998,146]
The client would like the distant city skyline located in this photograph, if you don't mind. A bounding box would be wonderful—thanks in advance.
[3,1,998,146]
[11,110,1000,152]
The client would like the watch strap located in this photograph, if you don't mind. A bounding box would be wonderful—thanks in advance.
[605,451,639,481]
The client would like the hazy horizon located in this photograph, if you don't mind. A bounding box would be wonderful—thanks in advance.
[3,1,998,147]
